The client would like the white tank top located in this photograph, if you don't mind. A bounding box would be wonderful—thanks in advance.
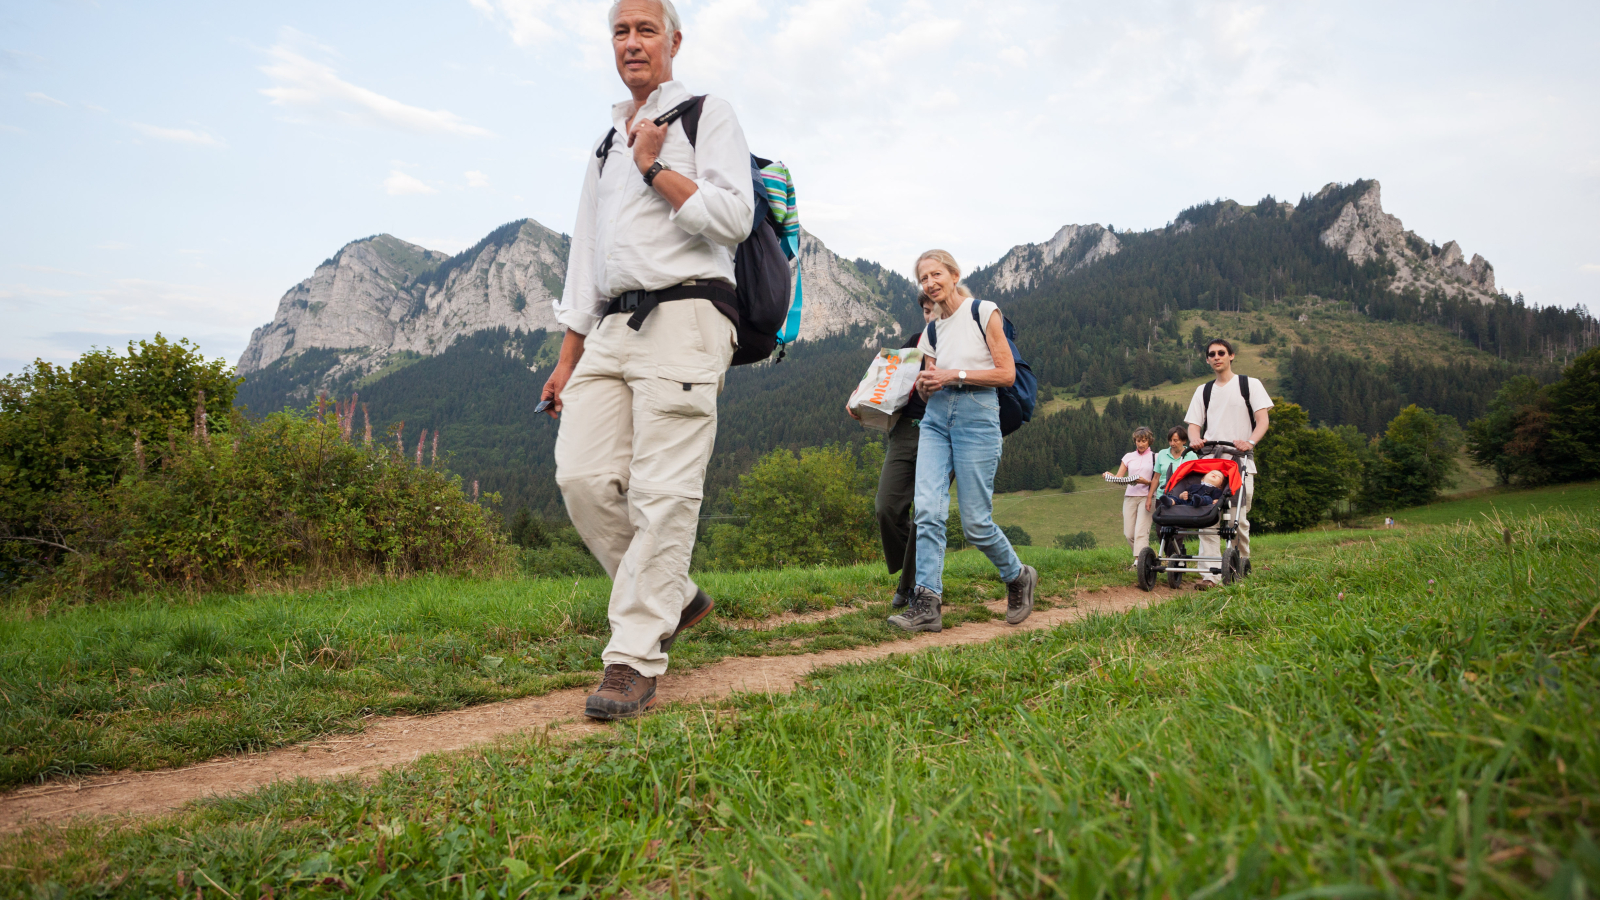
[921,298,1000,373]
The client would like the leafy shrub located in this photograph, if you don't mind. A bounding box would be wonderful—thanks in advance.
[1361,405,1461,511]
[520,526,605,579]
[695,444,881,571]
[999,523,1032,546]
[1251,402,1360,532]
[1055,531,1097,550]
[42,411,508,597]
[1466,347,1600,486]
[1,336,507,597]
[1,336,235,576]
[1060,476,1076,493]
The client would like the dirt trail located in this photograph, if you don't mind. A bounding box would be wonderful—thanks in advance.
[0,585,1175,831]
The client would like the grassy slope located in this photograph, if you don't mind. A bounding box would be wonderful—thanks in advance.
[5,498,1595,897]
[0,548,1132,787]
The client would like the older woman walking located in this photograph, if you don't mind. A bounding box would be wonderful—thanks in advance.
[888,250,1037,633]
[1104,427,1158,565]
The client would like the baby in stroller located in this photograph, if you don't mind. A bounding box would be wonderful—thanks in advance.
[1158,470,1228,509]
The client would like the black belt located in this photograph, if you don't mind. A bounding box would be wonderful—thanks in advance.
[604,280,736,332]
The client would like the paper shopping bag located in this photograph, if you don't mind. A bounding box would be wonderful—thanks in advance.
[847,347,924,432]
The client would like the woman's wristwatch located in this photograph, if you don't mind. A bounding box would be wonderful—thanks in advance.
[958,370,967,386]
[644,158,671,186]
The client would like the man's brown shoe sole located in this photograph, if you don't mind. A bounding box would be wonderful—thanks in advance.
[661,591,715,653]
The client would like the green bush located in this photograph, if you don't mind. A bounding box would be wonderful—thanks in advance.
[1055,530,1097,550]
[1362,404,1461,511]
[694,444,881,571]
[1060,476,1076,493]
[44,411,508,597]
[999,523,1032,546]
[1251,402,1360,532]
[1,336,236,577]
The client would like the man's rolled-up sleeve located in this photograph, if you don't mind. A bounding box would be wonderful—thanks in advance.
[554,144,606,335]
[668,96,755,246]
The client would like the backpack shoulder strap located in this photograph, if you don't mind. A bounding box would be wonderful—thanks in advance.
[595,128,617,174]
[1239,375,1257,429]
[680,95,706,147]
[927,321,938,351]
[1202,379,1215,429]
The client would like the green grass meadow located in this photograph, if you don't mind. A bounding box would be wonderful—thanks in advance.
[3,487,1597,898]
[0,545,1135,788]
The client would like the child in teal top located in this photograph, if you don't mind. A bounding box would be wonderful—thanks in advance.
[1150,426,1199,508]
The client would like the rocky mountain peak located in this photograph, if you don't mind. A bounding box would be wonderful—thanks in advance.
[968,224,1121,295]
[1317,180,1497,303]
[236,220,908,404]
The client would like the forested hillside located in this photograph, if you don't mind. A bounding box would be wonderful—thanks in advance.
[979,182,1597,398]
[236,178,1600,524]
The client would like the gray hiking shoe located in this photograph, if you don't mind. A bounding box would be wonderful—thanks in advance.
[1006,564,1038,625]
[887,587,942,632]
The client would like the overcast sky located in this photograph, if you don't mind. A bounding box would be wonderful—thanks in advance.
[2,0,1596,376]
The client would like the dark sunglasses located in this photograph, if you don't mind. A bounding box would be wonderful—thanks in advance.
[1206,349,1230,358]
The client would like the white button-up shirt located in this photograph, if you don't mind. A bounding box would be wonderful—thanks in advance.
[554,81,755,336]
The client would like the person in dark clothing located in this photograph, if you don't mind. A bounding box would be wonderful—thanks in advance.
[1157,470,1228,509]
[870,293,937,608]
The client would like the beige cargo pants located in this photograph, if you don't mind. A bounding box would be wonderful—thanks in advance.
[555,298,736,678]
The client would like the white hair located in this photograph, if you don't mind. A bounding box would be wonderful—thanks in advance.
[608,0,681,34]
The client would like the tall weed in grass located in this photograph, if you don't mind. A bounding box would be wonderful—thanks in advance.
[8,512,1590,897]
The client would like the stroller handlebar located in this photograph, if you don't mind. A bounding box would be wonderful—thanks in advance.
[1201,440,1252,458]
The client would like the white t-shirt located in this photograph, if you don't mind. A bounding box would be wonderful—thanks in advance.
[921,298,1001,374]
[1185,374,1274,474]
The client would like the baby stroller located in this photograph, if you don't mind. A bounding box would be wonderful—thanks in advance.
[1137,441,1251,591]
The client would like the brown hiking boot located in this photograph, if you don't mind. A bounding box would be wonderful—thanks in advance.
[584,664,657,720]
[661,589,715,653]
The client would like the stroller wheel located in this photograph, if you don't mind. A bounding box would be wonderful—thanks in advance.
[1136,547,1158,592]
[1222,545,1242,585]
[1164,537,1185,589]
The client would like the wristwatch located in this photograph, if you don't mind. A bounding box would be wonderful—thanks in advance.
[644,158,671,186]
[958,370,968,386]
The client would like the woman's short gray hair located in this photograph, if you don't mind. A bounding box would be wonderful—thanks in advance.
[609,0,682,34]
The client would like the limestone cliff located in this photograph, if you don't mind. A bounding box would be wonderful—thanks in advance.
[1316,180,1498,304]
[236,220,902,402]
[969,224,1121,295]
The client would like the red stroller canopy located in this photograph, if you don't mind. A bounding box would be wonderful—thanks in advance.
[1164,458,1243,495]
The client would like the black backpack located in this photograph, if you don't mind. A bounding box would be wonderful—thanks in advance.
[926,300,1038,437]
[597,96,794,366]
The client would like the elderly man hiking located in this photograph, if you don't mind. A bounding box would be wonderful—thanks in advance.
[540,0,755,719]
[1185,338,1272,589]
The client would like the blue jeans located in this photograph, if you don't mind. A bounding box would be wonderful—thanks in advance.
[913,387,1022,595]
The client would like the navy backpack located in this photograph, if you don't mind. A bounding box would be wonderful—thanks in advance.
[926,300,1038,436]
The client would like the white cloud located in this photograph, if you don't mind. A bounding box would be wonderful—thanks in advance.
[129,122,226,147]
[25,91,67,106]
[17,264,91,277]
[1581,264,1600,274]
[260,38,495,137]
[385,170,438,195]
[465,170,491,187]
[0,124,23,135]
[84,103,109,113]
[470,0,611,48]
